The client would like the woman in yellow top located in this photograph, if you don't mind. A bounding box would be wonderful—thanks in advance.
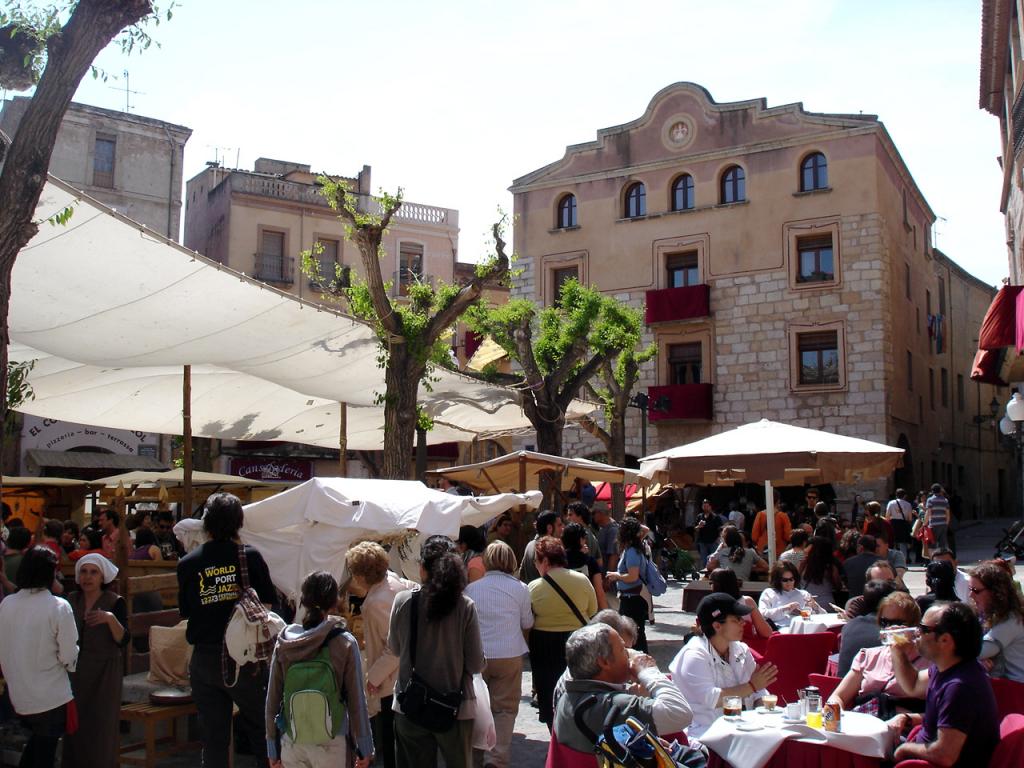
[527,535,597,728]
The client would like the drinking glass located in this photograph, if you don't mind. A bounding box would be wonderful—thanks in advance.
[805,693,823,728]
[723,695,742,718]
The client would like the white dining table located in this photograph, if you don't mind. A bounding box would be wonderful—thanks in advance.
[783,612,847,635]
[700,707,894,768]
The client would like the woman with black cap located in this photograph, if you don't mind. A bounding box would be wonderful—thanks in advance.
[669,592,779,737]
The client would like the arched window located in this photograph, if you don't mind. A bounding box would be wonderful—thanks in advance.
[671,174,694,211]
[720,165,745,204]
[624,182,646,218]
[557,194,578,228]
[801,152,828,191]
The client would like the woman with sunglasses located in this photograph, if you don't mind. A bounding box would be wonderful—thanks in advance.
[758,561,821,628]
[827,592,927,715]
[969,561,1024,682]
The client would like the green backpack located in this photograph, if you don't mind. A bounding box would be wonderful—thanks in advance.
[281,627,347,745]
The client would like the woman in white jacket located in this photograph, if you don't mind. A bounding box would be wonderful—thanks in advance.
[0,546,78,768]
[758,561,823,629]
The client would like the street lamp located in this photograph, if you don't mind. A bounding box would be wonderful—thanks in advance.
[999,392,1024,525]
[628,392,671,457]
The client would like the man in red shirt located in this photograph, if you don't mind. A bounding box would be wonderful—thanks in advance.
[97,509,120,558]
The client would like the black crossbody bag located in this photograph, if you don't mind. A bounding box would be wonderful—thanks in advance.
[543,573,588,627]
[395,591,463,732]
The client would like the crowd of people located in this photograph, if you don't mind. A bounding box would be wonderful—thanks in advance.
[0,482,1019,768]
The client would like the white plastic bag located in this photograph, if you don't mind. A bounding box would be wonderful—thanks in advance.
[470,673,496,751]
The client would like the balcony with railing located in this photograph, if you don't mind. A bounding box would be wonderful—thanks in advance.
[647,383,714,421]
[253,252,295,284]
[1014,83,1024,159]
[229,173,456,228]
[645,284,711,324]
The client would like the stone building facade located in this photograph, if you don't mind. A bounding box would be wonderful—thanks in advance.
[510,83,1010,517]
[0,98,192,240]
[184,159,460,304]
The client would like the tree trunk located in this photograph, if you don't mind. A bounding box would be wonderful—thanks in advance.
[380,346,425,480]
[534,416,564,510]
[608,406,628,518]
[0,0,153,472]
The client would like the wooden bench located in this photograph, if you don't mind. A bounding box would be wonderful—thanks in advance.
[119,700,198,768]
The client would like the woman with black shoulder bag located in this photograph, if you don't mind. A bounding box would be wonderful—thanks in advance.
[389,535,485,768]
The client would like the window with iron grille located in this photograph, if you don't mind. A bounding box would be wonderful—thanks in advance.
[93,136,115,188]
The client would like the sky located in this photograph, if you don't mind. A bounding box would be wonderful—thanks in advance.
[49,0,1009,286]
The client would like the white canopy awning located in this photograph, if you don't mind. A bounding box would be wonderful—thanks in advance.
[8,178,595,449]
[427,449,639,493]
[638,419,904,486]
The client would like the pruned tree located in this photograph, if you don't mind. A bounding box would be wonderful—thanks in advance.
[467,279,642,506]
[302,179,510,479]
[0,0,168,470]
[576,307,655,514]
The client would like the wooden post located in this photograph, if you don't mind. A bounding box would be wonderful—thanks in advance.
[339,402,348,477]
[114,485,129,601]
[415,425,427,482]
[183,366,193,517]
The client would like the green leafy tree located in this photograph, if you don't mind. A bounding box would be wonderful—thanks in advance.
[302,178,510,479]
[467,279,645,505]
[0,0,169,472]
[577,316,655,514]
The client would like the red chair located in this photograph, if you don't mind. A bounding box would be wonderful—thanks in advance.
[742,621,772,656]
[807,673,843,700]
[546,730,597,768]
[893,715,1024,768]
[991,676,1024,718]
[992,713,1024,768]
[760,632,836,703]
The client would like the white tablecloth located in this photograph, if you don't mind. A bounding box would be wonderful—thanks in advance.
[700,709,894,768]
[785,613,846,634]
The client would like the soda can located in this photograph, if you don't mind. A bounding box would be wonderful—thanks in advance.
[823,702,841,732]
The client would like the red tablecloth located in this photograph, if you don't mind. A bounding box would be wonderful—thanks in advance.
[708,739,881,768]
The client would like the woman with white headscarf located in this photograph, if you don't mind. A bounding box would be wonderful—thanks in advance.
[62,553,131,768]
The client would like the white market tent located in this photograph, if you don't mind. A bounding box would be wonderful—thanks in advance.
[427,449,640,493]
[89,469,278,488]
[9,178,595,450]
[639,419,904,564]
[228,477,542,599]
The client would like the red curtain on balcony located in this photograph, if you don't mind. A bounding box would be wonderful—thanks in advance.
[647,383,713,421]
[645,285,710,324]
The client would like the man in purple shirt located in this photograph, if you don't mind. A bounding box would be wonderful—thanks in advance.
[887,601,998,767]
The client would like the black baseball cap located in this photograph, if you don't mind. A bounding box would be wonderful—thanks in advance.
[697,592,753,627]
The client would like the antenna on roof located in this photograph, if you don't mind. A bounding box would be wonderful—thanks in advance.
[107,69,144,112]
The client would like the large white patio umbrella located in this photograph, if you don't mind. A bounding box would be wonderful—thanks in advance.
[639,419,904,564]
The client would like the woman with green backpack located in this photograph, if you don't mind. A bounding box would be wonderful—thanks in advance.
[266,571,373,768]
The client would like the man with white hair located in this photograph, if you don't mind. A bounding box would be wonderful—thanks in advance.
[552,623,692,753]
